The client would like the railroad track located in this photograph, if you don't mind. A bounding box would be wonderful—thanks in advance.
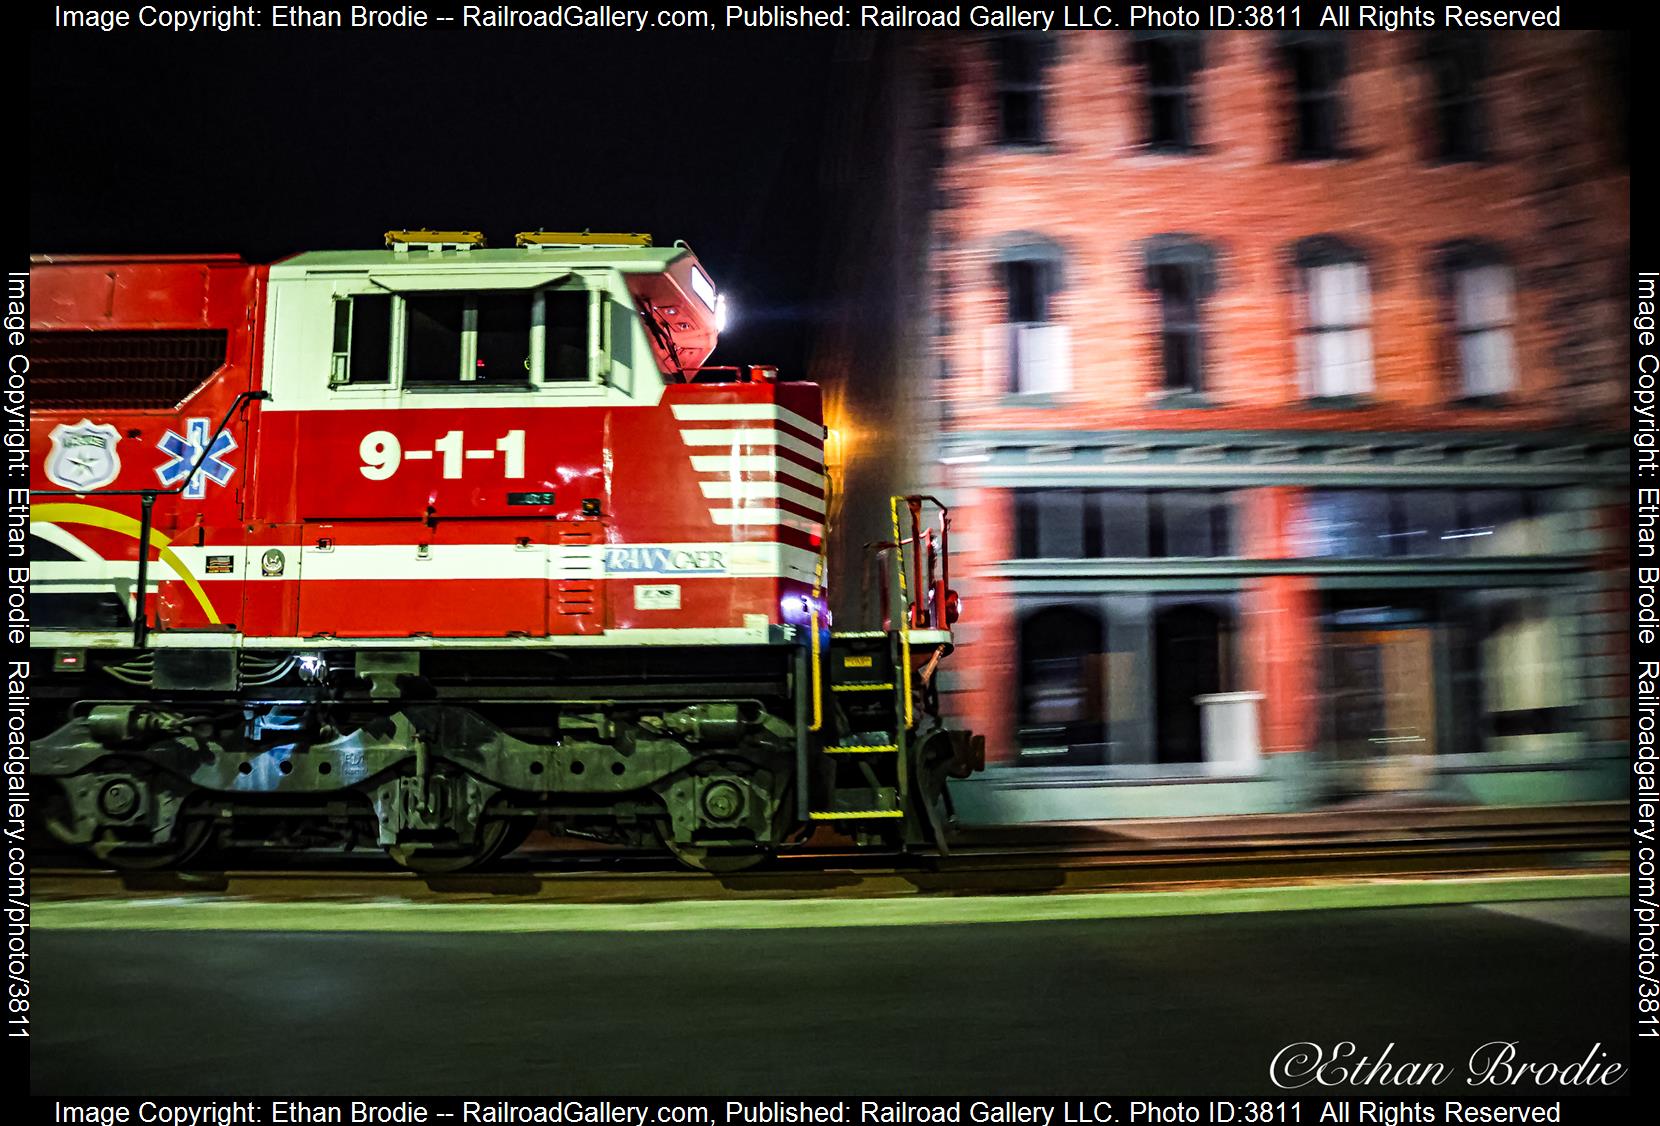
[31,818,1630,904]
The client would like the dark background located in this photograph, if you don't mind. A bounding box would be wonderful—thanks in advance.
[29,29,838,376]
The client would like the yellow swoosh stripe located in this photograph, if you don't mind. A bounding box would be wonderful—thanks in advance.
[31,503,222,625]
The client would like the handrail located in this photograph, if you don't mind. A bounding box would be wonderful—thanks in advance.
[683,365,778,384]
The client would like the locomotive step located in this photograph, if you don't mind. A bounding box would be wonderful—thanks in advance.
[809,786,903,820]
[828,633,895,691]
[808,809,904,821]
[823,743,899,755]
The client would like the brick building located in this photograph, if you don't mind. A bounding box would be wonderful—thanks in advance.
[818,30,1629,817]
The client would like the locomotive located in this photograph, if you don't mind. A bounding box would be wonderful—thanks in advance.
[27,230,982,872]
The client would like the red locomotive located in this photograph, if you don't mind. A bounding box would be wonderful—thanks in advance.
[28,230,981,871]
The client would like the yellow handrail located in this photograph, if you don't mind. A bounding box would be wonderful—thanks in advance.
[889,496,913,732]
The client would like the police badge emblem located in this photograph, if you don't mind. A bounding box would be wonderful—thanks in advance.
[45,420,124,491]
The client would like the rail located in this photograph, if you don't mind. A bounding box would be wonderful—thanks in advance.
[31,816,1629,904]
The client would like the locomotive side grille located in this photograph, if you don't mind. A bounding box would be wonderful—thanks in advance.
[31,330,230,410]
[555,528,602,627]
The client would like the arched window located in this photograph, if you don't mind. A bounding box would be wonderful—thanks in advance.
[995,236,1069,395]
[1140,235,1219,394]
[1293,236,1374,399]
[1438,240,1517,399]
[1017,604,1106,760]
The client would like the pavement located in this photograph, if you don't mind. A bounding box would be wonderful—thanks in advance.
[29,876,1632,1096]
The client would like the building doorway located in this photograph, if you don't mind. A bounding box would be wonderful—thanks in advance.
[1016,604,1106,764]
[1326,626,1438,789]
[1153,603,1226,763]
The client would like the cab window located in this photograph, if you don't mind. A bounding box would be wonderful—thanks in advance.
[331,293,393,384]
[542,289,590,382]
[403,294,469,385]
[331,285,595,390]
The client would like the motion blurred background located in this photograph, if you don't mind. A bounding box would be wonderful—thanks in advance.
[814,29,1632,822]
[26,21,1634,1097]
[31,25,1632,822]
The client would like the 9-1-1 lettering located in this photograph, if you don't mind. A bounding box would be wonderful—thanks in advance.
[359,429,526,480]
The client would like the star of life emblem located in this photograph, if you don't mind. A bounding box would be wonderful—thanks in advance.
[45,419,123,490]
[156,417,238,500]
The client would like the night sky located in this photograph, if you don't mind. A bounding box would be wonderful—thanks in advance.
[29,27,839,376]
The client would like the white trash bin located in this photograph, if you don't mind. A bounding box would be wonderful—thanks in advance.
[1196,691,1264,776]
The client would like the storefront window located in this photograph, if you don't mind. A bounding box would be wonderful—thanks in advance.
[1297,489,1551,557]
[1319,589,1580,760]
[1014,593,1238,769]
[1014,489,1235,559]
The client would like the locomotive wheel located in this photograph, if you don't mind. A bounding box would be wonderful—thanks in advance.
[656,825,770,874]
[93,820,214,872]
[495,816,537,859]
[387,817,516,874]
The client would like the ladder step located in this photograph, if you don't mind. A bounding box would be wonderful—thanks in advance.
[831,682,894,692]
[809,810,904,820]
[810,786,902,820]
[825,744,899,755]
[831,630,888,639]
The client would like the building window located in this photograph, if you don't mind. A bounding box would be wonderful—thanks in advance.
[1014,489,1234,559]
[1293,237,1373,399]
[1015,489,1088,558]
[1423,34,1489,162]
[1438,243,1517,399]
[1471,594,1576,743]
[1281,35,1347,159]
[1153,264,1202,392]
[1156,491,1232,558]
[1141,236,1218,395]
[999,244,1069,394]
[994,35,1051,145]
[1098,490,1153,558]
[1452,263,1517,398]
[1320,587,1580,759]
[1296,489,1547,558]
[1133,33,1203,151]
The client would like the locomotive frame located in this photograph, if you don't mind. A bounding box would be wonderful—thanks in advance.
[26,232,981,871]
